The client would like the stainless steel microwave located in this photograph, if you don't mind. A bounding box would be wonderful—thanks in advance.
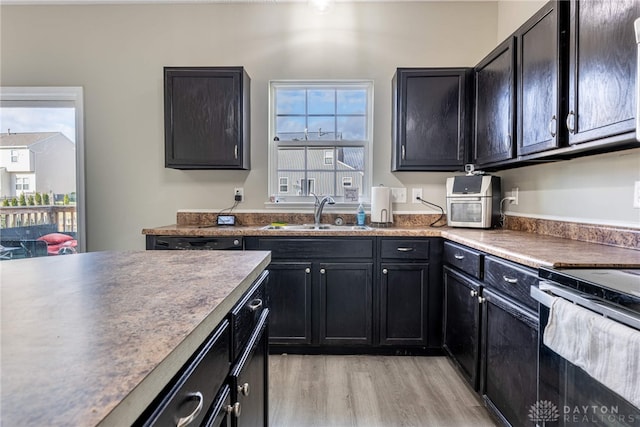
[446,175,501,228]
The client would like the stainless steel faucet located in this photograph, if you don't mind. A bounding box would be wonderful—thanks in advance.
[312,193,335,226]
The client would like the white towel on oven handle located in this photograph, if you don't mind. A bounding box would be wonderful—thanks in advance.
[543,296,640,409]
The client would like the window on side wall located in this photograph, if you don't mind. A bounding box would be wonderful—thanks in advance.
[269,81,373,206]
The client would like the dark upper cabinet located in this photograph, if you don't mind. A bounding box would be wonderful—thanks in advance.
[566,0,638,148]
[164,67,250,170]
[392,68,472,171]
[473,37,517,167]
[517,0,568,156]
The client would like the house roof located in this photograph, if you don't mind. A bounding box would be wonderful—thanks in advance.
[0,132,64,148]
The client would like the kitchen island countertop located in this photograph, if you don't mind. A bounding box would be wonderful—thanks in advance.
[142,224,640,268]
[0,250,271,427]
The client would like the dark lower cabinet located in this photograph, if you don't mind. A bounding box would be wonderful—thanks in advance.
[481,289,538,427]
[203,385,232,427]
[442,266,482,390]
[230,310,269,427]
[266,262,312,345]
[379,263,430,346]
[319,262,373,346]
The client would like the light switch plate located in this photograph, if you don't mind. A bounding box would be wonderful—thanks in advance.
[391,187,407,203]
[634,181,640,208]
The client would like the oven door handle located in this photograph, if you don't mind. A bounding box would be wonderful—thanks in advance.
[531,282,640,330]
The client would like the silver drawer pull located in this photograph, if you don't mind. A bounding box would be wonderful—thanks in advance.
[176,391,204,427]
[382,268,388,275]
[397,247,414,252]
[238,382,250,396]
[320,268,326,274]
[478,296,486,304]
[248,299,263,312]
[503,275,518,284]
[305,268,311,274]
[470,290,478,298]
[454,254,465,260]
[226,402,241,418]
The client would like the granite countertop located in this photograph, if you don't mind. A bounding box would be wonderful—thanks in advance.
[0,250,271,427]
[142,224,640,268]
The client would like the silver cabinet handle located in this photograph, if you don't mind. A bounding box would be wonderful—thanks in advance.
[320,268,326,274]
[478,296,486,304]
[248,299,263,312]
[397,247,414,252]
[176,392,204,427]
[382,268,388,275]
[234,144,238,159]
[401,145,406,160]
[505,134,512,149]
[454,254,465,260]
[305,268,311,274]
[566,111,575,133]
[470,290,478,298]
[549,115,557,137]
[238,382,250,396]
[226,402,241,418]
[502,276,518,284]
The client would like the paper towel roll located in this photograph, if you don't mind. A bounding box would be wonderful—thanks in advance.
[371,186,393,224]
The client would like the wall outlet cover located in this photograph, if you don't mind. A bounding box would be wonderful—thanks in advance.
[412,188,423,204]
[634,181,640,209]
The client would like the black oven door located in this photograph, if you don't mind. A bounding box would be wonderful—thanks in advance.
[538,303,640,426]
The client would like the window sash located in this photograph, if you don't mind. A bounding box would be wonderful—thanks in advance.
[269,81,373,204]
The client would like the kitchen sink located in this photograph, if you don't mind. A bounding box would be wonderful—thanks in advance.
[260,224,374,231]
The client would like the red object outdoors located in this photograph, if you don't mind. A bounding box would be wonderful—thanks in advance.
[37,233,78,255]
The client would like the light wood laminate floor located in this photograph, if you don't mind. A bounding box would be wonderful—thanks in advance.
[269,354,499,427]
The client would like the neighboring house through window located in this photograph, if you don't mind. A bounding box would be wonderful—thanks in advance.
[269,81,373,205]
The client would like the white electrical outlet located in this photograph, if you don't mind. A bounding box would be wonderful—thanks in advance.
[234,187,244,202]
[634,181,640,208]
[510,187,519,205]
[412,188,423,204]
[391,187,407,203]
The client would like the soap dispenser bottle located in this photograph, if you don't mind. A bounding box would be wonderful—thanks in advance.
[356,203,366,226]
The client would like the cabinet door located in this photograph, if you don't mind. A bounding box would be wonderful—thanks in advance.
[443,267,481,390]
[319,262,373,346]
[392,68,471,171]
[266,262,312,346]
[230,310,269,427]
[517,1,568,156]
[164,67,250,170]
[473,37,516,166]
[481,289,538,427]
[379,263,429,346]
[567,0,638,146]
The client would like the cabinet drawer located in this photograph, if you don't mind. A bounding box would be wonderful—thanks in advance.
[380,239,429,260]
[484,256,538,311]
[142,320,231,427]
[247,238,374,260]
[444,242,483,279]
[231,271,268,362]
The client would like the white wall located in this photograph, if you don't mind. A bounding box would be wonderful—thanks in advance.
[496,0,640,228]
[0,1,499,250]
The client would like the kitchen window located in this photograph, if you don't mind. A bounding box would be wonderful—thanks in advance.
[269,81,373,205]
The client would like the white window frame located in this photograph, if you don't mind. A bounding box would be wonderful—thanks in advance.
[268,80,373,207]
[0,87,86,252]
